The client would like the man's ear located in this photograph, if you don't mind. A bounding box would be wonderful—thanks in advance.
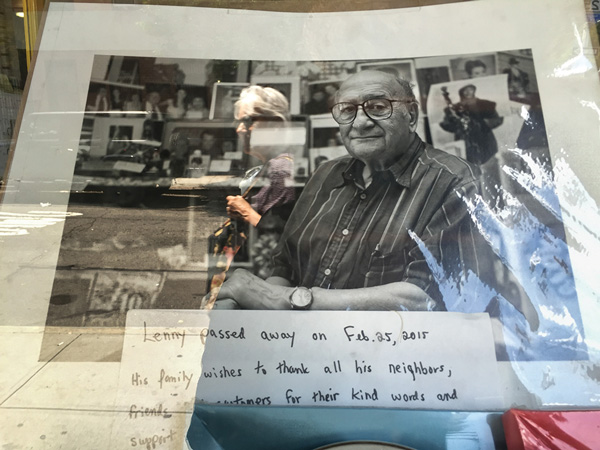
[408,102,419,131]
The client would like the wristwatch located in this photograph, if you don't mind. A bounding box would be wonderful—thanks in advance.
[289,287,313,310]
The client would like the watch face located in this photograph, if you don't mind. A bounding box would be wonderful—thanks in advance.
[292,288,312,308]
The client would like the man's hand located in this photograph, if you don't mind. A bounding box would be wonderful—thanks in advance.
[216,269,436,312]
[226,195,261,227]
[216,269,292,310]
[311,282,438,311]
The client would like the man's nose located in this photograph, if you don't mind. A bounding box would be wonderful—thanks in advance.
[353,105,374,127]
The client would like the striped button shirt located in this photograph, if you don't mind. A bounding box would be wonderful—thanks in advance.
[271,136,482,302]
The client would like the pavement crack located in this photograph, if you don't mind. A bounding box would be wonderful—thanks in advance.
[0,334,82,406]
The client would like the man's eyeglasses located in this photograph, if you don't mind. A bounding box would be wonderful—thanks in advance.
[330,98,415,125]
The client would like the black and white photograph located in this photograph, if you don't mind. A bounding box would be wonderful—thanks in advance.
[415,64,451,114]
[311,126,343,150]
[209,82,249,120]
[497,50,539,103]
[427,74,512,161]
[449,54,498,80]
[32,50,586,366]
[310,115,342,149]
[357,59,416,80]
[357,59,419,103]
[250,75,301,115]
[303,79,343,115]
[309,146,348,173]
[3,2,600,448]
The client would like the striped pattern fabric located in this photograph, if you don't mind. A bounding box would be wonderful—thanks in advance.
[271,136,482,302]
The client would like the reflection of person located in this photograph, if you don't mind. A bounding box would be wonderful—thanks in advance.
[503,57,529,99]
[439,84,503,165]
[216,70,481,310]
[226,86,296,278]
[464,60,487,78]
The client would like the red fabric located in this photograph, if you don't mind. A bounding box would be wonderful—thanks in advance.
[503,409,600,450]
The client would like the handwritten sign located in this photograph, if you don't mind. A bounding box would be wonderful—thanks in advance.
[110,310,210,450]
[196,311,502,410]
[111,309,501,449]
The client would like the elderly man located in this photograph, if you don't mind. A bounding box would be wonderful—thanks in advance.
[215,70,481,311]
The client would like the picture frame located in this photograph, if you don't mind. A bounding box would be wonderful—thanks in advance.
[497,50,539,102]
[88,116,148,158]
[309,146,348,174]
[357,59,420,105]
[161,119,240,173]
[449,53,498,81]
[414,56,452,114]
[250,75,301,115]
[209,82,249,120]
[310,115,340,149]
[303,79,344,116]
[427,74,512,157]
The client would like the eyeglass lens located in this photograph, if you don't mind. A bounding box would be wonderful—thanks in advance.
[331,99,394,124]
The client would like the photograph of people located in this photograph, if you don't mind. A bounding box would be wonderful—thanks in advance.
[303,86,330,115]
[427,75,512,162]
[144,90,163,120]
[185,96,209,119]
[198,130,222,159]
[166,88,187,119]
[503,56,530,100]
[449,54,496,81]
[439,83,504,165]
[210,83,249,120]
[464,59,488,78]
[213,70,483,311]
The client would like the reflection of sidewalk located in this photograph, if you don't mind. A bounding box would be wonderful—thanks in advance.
[0,325,124,448]
[0,313,208,449]
[41,269,207,362]
[40,202,221,362]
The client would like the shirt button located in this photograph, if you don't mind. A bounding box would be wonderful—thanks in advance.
[360,193,367,200]
[324,268,331,276]
[342,229,349,236]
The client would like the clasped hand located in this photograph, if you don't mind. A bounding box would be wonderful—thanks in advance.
[226,195,261,226]
[216,269,290,310]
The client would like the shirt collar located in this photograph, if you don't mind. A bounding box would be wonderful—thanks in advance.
[341,135,425,188]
